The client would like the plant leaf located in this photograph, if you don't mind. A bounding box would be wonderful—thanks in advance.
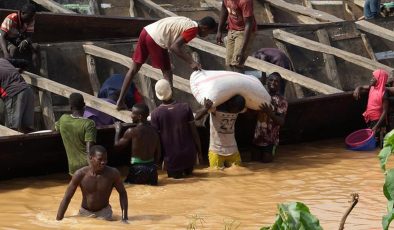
[383,209,394,230]
[384,130,394,147]
[384,169,394,202]
[379,146,393,171]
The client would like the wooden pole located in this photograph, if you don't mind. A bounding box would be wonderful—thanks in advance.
[130,0,136,17]
[86,54,101,97]
[360,33,377,61]
[88,0,101,15]
[0,125,22,136]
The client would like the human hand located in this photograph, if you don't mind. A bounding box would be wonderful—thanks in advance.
[203,98,213,110]
[353,89,360,100]
[371,126,377,133]
[3,52,10,59]
[18,39,30,53]
[190,61,202,71]
[116,100,127,111]
[114,121,122,132]
[216,32,223,45]
[259,103,273,114]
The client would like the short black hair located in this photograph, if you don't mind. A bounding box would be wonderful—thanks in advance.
[89,145,107,156]
[227,95,245,111]
[268,72,282,80]
[132,103,149,117]
[7,58,29,69]
[21,3,37,14]
[69,93,85,110]
[199,16,217,30]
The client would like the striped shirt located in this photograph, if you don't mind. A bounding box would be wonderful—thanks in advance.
[1,12,35,40]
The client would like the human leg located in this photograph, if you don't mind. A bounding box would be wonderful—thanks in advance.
[21,87,34,132]
[225,30,236,67]
[208,150,225,169]
[4,92,24,131]
[126,163,158,185]
[167,170,183,179]
[223,152,242,167]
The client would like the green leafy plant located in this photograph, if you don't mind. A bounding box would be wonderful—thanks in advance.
[378,130,394,230]
[260,202,323,230]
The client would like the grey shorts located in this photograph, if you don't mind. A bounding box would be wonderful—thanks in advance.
[4,87,34,131]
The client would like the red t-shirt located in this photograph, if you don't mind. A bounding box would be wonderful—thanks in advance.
[223,0,256,31]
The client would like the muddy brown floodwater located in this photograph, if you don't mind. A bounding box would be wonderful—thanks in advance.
[0,139,387,230]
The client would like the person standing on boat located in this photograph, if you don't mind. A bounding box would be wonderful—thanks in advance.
[253,48,294,95]
[252,72,288,163]
[0,3,40,69]
[363,0,381,19]
[150,79,202,179]
[116,16,217,110]
[354,69,389,144]
[0,58,34,133]
[55,93,97,175]
[114,103,161,185]
[56,145,128,223]
[216,0,256,73]
[195,95,246,169]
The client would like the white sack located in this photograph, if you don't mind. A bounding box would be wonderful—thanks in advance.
[190,70,271,110]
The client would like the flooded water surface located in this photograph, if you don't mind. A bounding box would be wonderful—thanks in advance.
[0,139,387,229]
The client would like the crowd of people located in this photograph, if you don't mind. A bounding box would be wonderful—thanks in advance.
[0,1,387,223]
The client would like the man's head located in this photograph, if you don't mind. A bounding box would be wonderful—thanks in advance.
[20,3,36,24]
[7,58,29,72]
[225,95,246,113]
[267,72,282,94]
[155,79,172,102]
[69,93,85,112]
[89,145,108,172]
[198,16,217,37]
[131,103,149,123]
[108,90,120,102]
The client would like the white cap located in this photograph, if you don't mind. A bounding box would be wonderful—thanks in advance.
[155,79,172,101]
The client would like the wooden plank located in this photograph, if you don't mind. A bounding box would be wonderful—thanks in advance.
[86,54,101,97]
[135,0,177,17]
[130,0,136,17]
[166,7,216,12]
[204,0,222,10]
[22,72,133,123]
[311,1,343,5]
[360,33,377,61]
[264,3,275,23]
[355,20,394,42]
[263,0,344,22]
[0,125,23,136]
[273,29,394,75]
[82,44,191,94]
[189,39,342,94]
[31,0,77,14]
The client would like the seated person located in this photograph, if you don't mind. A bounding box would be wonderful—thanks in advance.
[0,3,40,69]
[114,103,160,185]
[354,69,389,145]
[252,72,288,163]
[83,90,119,127]
[99,73,143,109]
[56,145,128,223]
[195,95,246,169]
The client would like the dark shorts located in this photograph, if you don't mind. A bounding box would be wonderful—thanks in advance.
[251,144,276,163]
[4,87,34,131]
[132,28,171,70]
[167,167,193,179]
[125,162,158,185]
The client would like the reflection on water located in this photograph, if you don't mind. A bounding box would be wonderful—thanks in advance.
[0,139,386,229]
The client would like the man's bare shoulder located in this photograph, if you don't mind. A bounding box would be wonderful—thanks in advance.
[102,166,121,179]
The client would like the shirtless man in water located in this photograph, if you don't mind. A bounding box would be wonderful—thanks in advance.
[114,103,161,185]
[56,145,128,222]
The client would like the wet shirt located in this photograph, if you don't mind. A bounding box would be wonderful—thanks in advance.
[0,58,28,99]
[150,102,197,171]
[55,114,97,175]
[253,95,288,146]
[1,12,34,40]
[83,98,117,127]
[223,0,256,31]
[209,109,239,156]
[144,17,198,49]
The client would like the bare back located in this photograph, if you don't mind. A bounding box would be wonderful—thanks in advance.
[130,124,160,161]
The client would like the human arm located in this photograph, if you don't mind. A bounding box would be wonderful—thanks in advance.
[216,1,228,45]
[114,121,133,149]
[0,30,10,58]
[372,98,388,132]
[85,121,96,155]
[116,68,134,110]
[56,171,84,220]
[169,36,201,71]
[195,98,213,121]
[113,170,128,223]
[258,102,286,126]
[353,85,370,100]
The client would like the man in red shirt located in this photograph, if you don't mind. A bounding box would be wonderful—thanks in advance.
[116,16,216,110]
[0,3,39,69]
[216,0,256,73]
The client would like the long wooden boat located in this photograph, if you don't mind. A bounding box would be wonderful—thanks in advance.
[0,3,389,180]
